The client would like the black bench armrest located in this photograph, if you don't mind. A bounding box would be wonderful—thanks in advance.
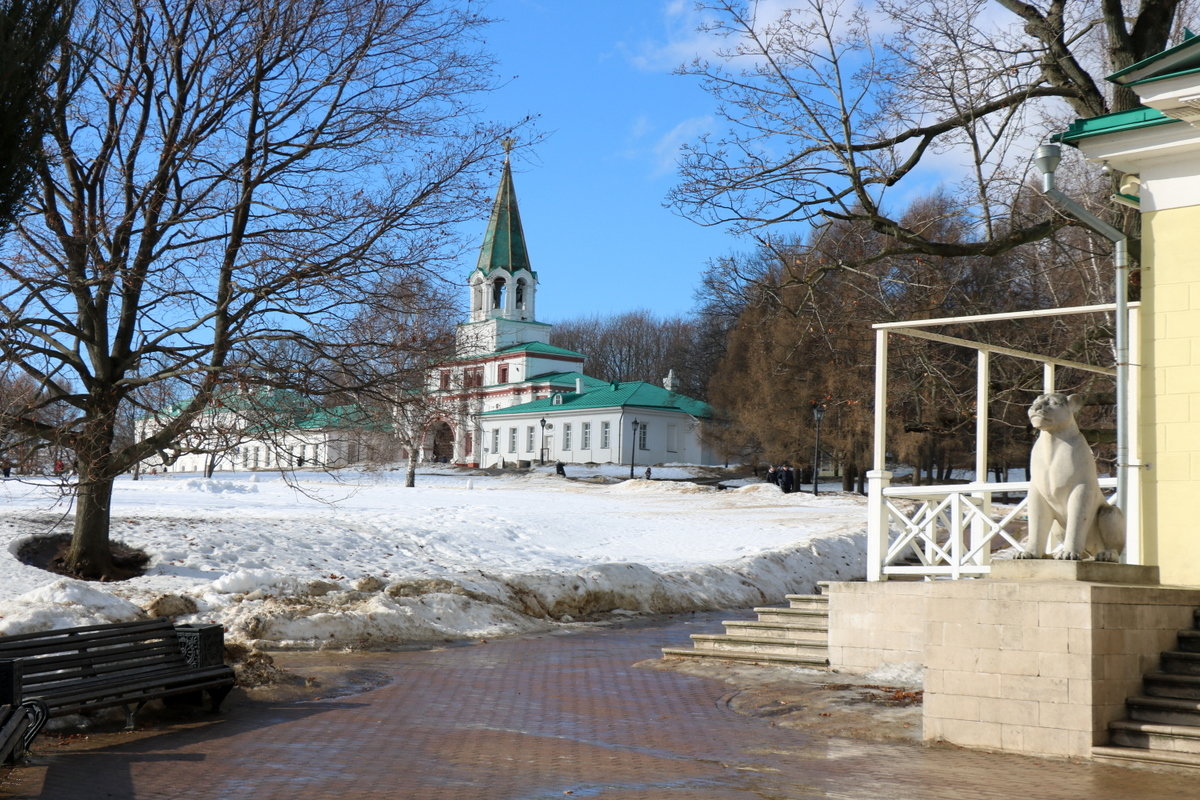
[0,659,19,706]
[174,624,226,669]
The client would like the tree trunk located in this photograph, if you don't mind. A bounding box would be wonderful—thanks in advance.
[66,475,117,578]
[64,407,120,579]
[205,453,216,479]
[405,447,418,488]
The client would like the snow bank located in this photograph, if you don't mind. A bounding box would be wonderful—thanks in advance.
[0,467,870,649]
[0,579,145,635]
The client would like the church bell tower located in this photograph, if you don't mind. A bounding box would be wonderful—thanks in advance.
[456,141,552,357]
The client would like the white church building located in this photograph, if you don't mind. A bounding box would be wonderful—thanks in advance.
[424,152,720,470]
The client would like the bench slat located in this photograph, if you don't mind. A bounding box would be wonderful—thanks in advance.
[19,642,188,673]
[31,666,235,712]
[0,628,181,659]
[0,619,176,650]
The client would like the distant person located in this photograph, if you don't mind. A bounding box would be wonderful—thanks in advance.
[53,458,64,476]
[644,467,652,480]
[555,460,566,477]
[1,464,10,478]
[766,465,777,485]
[780,464,794,493]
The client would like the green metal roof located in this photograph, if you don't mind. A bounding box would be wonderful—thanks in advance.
[492,341,586,359]
[479,380,713,419]
[475,158,534,277]
[145,389,386,432]
[1056,33,1199,145]
[1108,29,1200,85]
[1056,106,1178,144]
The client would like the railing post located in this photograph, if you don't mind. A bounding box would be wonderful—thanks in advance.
[867,470,893,581]
[1125,304,1142,564]
[873,329,889,471]
[971,350,992,567]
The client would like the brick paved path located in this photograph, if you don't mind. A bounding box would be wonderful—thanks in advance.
[2,613,1197,799]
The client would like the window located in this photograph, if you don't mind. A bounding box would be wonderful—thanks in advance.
[600,421,610,449]
[497,364,509,383]
[526,426,534,452]
[252,447,260,467]
[464,368,483,388]
[563,423,572,450]
[491,428,500,453]
[581,422,591,449]
[508,427,517,453]
[241,448,249,468]
[439,370,451,390]
[638,422,647,450]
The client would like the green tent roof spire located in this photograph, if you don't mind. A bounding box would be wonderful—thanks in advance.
[475,143,532,276]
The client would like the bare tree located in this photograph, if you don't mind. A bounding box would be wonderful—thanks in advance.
[0,0,523,578]
[0,0,72,230]
[670,0,1191,265]
[550,310,713,396]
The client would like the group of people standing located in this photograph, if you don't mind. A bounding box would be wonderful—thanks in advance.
[765,464,799,493]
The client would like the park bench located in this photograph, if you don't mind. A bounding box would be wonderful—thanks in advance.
[0,699,46,765]
[0,618,235,747]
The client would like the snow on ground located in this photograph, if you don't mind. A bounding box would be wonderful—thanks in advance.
[0,465,867,649]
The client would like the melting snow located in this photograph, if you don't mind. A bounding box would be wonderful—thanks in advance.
[0,465,867,648]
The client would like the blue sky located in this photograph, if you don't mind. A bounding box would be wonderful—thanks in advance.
[466,1,749,322]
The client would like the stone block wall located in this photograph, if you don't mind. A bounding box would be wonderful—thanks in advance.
[826,580,928,672]
[826,564,1200,759]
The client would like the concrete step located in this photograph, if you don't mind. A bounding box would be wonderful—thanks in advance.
[1178,630,1200,653]
[1108,719,1200,755]
[688,633,828,660]
[722,620,827,642]
[1128,696,1200,727]
[1160,651,1200,676]
[784,594,829,611]
[753,607,829,625]
[660,646,829,668]
[1145,672,1200,701]
[1092,744,1200,770]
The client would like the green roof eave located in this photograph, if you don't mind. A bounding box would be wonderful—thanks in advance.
[1122,63,1200,87]
[492,341,586,358]
[1055,106,1179,144]
[477,380,713,419]
[1107,30,1200,84]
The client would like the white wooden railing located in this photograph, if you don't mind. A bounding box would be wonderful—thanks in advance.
[866,473,1118,580]
[866,303,1141,581]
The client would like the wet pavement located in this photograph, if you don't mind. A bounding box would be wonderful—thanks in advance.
[2,612,1198,799]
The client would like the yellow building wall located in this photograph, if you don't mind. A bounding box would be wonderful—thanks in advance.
[1141,203,1200,586]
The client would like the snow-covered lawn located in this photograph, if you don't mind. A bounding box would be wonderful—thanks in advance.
[0,465,867,649]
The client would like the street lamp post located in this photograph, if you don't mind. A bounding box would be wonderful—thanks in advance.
[812,404,825,496]
[629,418,639,479]
[539,417,547,466]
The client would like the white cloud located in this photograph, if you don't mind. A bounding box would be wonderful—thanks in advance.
[651,115,716,176]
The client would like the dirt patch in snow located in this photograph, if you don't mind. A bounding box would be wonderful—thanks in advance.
[646,657,922,743]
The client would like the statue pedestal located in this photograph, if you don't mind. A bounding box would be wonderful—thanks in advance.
[922,565,1200,757]
[989,559,1160,586]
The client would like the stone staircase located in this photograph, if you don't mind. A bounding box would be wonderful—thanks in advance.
[1094,608,1200,769]
[660,592,829,667]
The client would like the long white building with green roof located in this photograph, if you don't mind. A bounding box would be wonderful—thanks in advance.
[425,151,719,469]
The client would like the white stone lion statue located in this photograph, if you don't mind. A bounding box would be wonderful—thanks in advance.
[1018,393,1124,562]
